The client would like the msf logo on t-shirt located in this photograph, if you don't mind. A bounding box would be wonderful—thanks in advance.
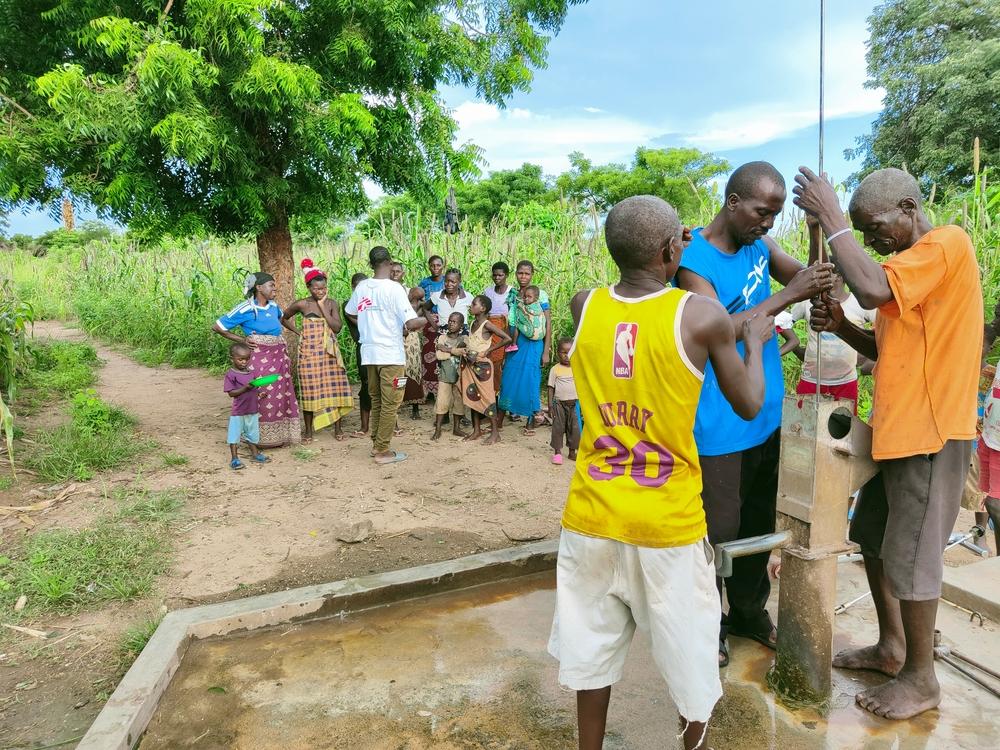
[612,323,638,379]
[356,296,374,313]
[741,255,768,307]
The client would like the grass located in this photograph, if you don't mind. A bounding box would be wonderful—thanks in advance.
[161,452,189,467]
[0,487,185,617]
[117,614,164,669]
[292,447,320,461]
[24,393,152,481]
[21,341,99,405]
[0,475,11,490]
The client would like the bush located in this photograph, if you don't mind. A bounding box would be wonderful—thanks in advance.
[24,341,99,397]
[70,390,135,435]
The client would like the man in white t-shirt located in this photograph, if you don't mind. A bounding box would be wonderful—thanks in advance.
[345,246,426,464]
[789,277,875,411]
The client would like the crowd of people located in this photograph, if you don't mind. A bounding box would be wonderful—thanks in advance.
[209,158,996,749]
[212,246,574,467]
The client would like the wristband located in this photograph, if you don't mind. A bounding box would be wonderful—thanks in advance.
[825,227,852,244]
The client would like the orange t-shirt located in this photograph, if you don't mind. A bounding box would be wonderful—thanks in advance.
[872,225,982,460]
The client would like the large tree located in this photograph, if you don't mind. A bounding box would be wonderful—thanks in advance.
[847,0,999,187]
[453,162,550,225]
[556,147,728,221]
[0,0,584,304]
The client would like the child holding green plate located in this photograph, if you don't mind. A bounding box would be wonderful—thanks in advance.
[224,343,272,470]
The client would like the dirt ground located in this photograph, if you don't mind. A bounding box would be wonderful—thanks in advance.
[0,321,572,749]
[0,321,994,749]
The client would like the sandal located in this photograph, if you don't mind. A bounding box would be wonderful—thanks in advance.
[349,431,367,438]
[728,611,777,650]
[230,458,245,470]
[252,453,270,464]
[522,428,536,436]
[374,450,408,465]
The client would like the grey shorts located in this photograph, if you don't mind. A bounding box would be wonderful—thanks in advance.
[849,439,972,601]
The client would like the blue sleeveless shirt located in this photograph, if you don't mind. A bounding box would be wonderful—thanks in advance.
[678,228,784,456]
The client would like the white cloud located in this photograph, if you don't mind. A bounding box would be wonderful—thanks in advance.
[680,24,883,151]
[449,102,662,174]
[583,107,604,113]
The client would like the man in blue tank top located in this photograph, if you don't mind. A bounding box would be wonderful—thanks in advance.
[677,161,834,667]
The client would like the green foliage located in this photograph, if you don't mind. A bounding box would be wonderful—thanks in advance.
[0,487,183,616]
[25,394,149,481]
[70,389,135,436]
[555,147,729,221]
[23,341,99,399]
[453,163,552,226]
[848,1,999,186]
[117,614,164,669]
[0,0,584,290]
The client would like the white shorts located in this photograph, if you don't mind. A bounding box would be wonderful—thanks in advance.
[547,529,722,723]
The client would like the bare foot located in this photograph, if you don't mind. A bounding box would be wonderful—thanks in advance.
[463,431,482,442]
[833,643,904,678]
[855,668,940,720]
[482,431,501,445]
[452,429,470,439]
[431,429,442,441]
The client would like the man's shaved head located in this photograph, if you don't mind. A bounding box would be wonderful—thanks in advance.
[848,168,923,215]
[725,161,785,201]
[605,195,680,270]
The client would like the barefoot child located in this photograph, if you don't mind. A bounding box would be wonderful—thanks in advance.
[460,295,511,444]
[548,337,580,465]
[224,343,271,470]
[432,312,468,440]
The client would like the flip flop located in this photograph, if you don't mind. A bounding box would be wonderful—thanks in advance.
[334,434,347,442]
[522,428,536,436]
[252,454,270,464]
[349,431,367,438]
[374,451,408,465]
[230,458,245,470]
[393,428,404,437]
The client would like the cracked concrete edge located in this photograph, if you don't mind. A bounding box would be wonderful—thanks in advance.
[77,539,560,750]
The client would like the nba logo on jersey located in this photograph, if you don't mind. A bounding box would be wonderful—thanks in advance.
[612,323,638,379]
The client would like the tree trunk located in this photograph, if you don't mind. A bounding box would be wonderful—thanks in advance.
[256,214,294,310]
[256,214,298,364]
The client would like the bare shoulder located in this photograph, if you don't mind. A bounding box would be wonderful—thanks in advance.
[569,289,592,327]
[681,293,731,339]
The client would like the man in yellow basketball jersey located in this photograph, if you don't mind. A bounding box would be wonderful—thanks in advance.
[548,195,790,750]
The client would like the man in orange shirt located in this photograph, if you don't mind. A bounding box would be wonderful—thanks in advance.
[793,167,982,721]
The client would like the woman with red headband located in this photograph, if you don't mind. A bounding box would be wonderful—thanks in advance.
[280,259,354,442]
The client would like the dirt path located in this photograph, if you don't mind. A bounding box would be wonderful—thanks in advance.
[0,321,573,748]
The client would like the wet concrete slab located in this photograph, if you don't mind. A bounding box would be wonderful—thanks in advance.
[139,560,999,749]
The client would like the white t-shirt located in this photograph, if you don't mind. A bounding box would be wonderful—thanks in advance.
[345,278,417,366]
[791,294,876,386]
[430,289,472,327]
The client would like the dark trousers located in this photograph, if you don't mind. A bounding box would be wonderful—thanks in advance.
[355,343,371,412]
[550,399,581,453]
[700,428,781,641]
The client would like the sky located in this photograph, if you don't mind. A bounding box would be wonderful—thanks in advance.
[5,0,882,235]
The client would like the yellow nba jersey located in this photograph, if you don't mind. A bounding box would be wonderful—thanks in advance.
[561,286,706,547]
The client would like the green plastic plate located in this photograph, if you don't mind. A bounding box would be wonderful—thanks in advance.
[249,373,281,387]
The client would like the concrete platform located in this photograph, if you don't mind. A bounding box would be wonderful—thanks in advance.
[137,559,1000,749]
[942,555,1000,623]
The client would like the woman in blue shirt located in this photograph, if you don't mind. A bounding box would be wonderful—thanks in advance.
[213,272,301,448]
[419,255,446,399]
